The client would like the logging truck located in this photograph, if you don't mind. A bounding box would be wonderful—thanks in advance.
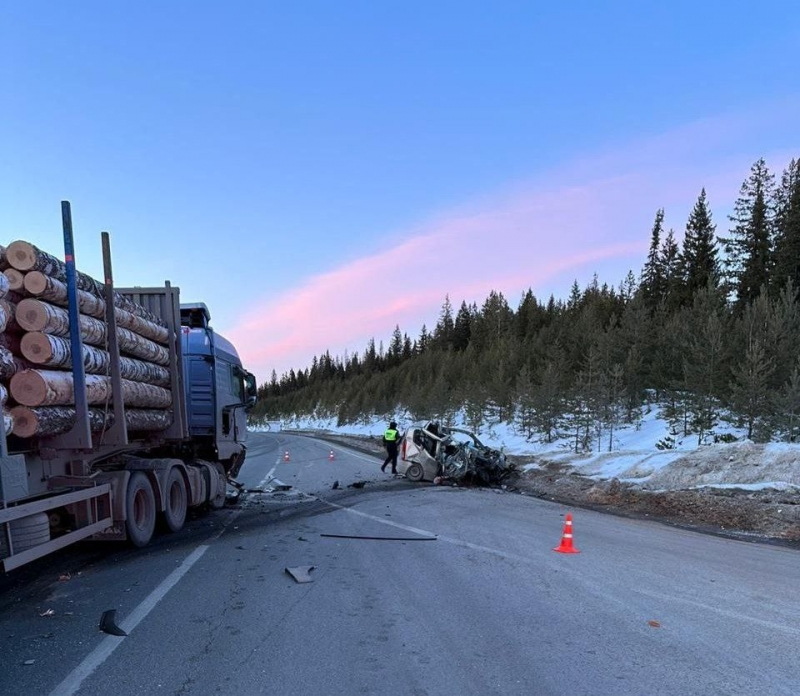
[0,203,258,571]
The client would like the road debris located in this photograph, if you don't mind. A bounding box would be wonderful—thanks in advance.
[320,533,437,541]
[332,480,340,490]
[23,659,35,666]
[39,609,55,617]
[99,609,127,636]
[348,481,367,489]
[285,566,315,583]
[58,572,71,582]
[648,620,662,628]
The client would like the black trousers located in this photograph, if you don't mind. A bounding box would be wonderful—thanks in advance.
[382,447,398,472]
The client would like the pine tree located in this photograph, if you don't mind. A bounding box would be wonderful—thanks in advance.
[531,358,563,443]
[452,301,472,351]
[775,361,800,442]
[728,295,775,441]
[772,158,800,297]
[640,209,665,307]
[660,228,681,309]
[432,295,455,350]
[721,159,775,311]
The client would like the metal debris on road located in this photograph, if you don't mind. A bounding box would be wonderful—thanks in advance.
[285,566,315,583]
[99,609,128,636]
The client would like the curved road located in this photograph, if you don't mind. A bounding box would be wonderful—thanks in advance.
[1,431,799,695]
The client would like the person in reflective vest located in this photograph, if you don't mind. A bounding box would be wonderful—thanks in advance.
[381,421,401,474]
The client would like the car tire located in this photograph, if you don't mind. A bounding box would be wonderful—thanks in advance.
[405,463,424,482]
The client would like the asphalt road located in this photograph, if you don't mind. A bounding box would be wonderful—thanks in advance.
[1,431,799,696]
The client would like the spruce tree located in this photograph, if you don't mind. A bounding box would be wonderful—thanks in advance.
[679,189,719,305]
[721,159,775,311]
[772,159,800,297]
[640,209,665,308]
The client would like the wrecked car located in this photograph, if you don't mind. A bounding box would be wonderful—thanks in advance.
[397,422,513,485]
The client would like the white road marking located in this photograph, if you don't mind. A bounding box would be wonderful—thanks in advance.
[319,497,534,562]
[49,509,242,696]
[257,465,277,489]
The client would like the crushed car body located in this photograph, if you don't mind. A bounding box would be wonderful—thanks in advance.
[398,421,513,485]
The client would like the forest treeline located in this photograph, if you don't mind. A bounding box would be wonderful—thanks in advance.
[250,158,800,449]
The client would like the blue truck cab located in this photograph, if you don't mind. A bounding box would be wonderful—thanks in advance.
[180,302,257,478]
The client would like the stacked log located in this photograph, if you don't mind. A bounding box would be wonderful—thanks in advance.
[0,239,176,440]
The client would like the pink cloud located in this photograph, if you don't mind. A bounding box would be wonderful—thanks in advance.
[225,103,800,381]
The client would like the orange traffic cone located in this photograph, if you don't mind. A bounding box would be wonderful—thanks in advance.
[328,450,335,461]
[283,450,290,462]
[553,512,580,554]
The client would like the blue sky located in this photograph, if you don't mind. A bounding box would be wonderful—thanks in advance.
[1,2,798,381]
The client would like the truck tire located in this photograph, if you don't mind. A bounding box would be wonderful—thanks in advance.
[162,466,187,533]
[405,463,424,482]
[126,472,156,547]
[209,462,226,510]
[9,513,51,553]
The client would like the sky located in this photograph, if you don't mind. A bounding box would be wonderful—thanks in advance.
[1,2,799,383]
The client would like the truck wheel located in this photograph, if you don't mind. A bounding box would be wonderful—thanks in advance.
[209,462,226,510]
[405,463,424,482]
[9,513,51,553]
[126,472,156,547]
[162,467,187,533]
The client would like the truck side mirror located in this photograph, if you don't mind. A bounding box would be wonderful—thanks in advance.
[244,372,258,409]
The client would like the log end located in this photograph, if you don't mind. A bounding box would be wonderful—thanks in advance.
[23,271,48,296]
[6,241,37,272]
[16,298,47,332]
[9,370,47,407]
[10,406,38,438]
[3,268,25,292]
[20,332,54,364]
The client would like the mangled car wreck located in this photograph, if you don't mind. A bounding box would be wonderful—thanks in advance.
[398,422,513,485]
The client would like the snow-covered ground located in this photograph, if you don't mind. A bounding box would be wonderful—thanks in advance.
[253,405,800,493]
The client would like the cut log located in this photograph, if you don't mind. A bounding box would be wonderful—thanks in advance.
[117,327,170,365]
[10,405,108,438]
[16,298,107,346]
[24,271,106,319]
[23,272,169,343]
[3,269,24,293]
[115,308,169,344]
[0,298,22,333]
[6,241,167,327]
[10,405,172,438]
[0,332,21,355]
[0,271,10,299]
[0,346,17,380]
[19,333,171,386]
[124,408,173,432]
[10,370,172,408]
